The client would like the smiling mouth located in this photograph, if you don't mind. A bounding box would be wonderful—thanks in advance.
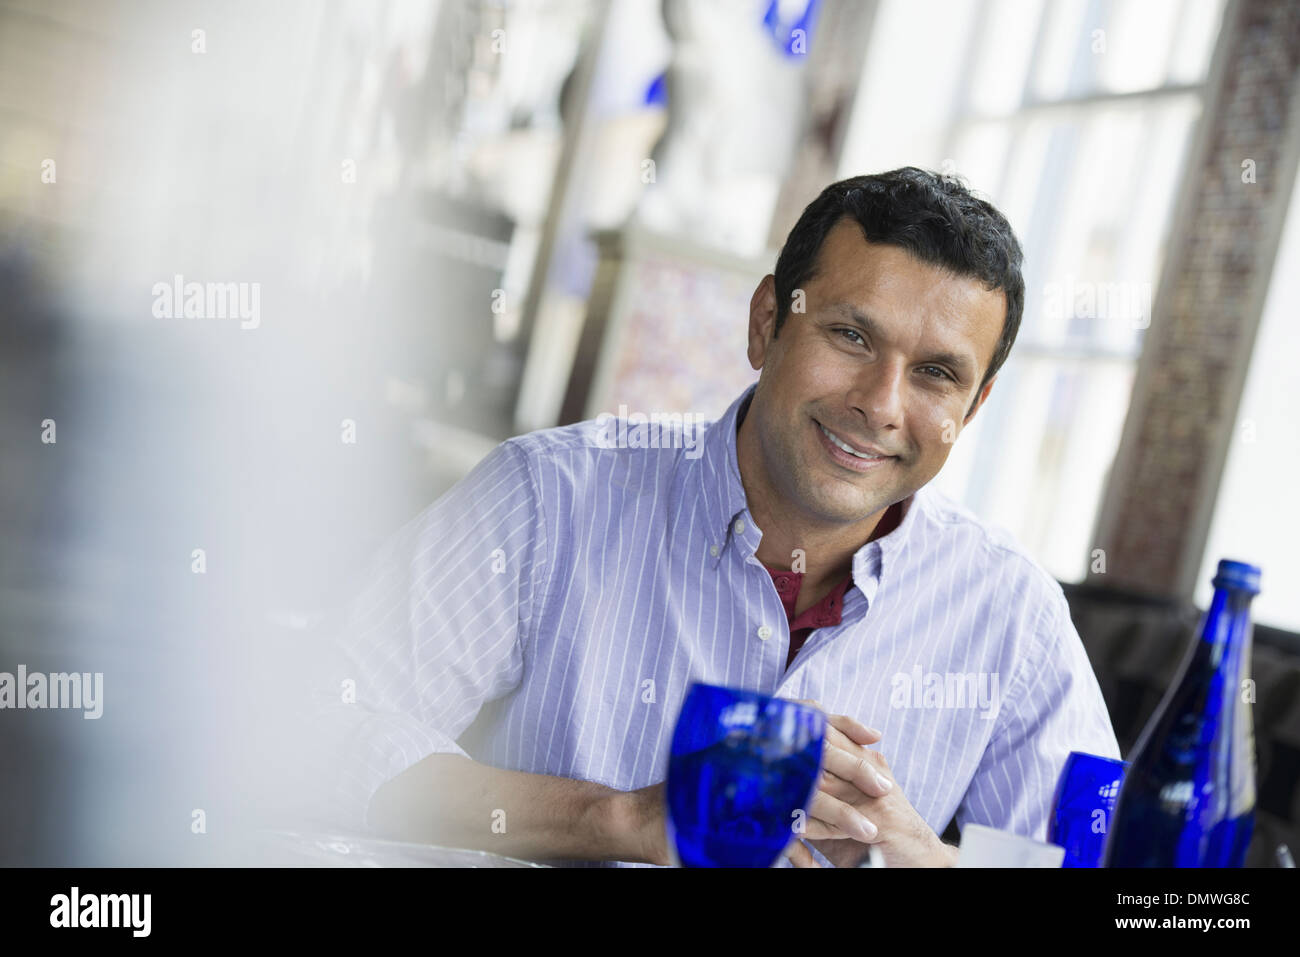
[814,419,897,471]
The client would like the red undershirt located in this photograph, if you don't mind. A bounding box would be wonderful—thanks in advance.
[758,501,902,671]
[760,562,854,671]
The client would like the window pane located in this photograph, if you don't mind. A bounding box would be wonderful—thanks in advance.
[1167,0,1227,85]
[1029,97,1198,353]
[1031,108,1147,348]
[994,118,1053,242]
[1032,0,1088,100]
[968,0,1043,116]
[1032,0,1214,101]
[1094,0,1182,94]
[949,121,1013,196]
[839,0,980,175]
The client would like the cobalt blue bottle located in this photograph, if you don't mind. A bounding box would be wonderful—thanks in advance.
[1102,559,1260,867]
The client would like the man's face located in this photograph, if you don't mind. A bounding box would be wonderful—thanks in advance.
[743,218,1007,527]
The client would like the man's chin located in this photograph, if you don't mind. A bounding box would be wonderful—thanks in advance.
[786,453,905,523]
[800,489,895,527]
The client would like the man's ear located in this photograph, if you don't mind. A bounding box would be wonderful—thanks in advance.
[963,374,997,425]
[747,274,779,371]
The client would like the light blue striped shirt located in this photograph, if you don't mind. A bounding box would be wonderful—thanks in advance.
[315,383,1119,865]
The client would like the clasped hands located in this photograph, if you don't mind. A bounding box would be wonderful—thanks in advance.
[783,699,957,868]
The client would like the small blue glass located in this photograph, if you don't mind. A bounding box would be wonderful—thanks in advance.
[666,683,825,868]
[1049,751,1129,867]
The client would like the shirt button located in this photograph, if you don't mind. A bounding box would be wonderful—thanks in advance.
[709,544,719,557]
[757,625,772,640]
[734,519,745,535]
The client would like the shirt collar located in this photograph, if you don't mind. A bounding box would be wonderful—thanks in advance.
[694,383,756,568]
[691,382,928,598]
[854,485,925,602]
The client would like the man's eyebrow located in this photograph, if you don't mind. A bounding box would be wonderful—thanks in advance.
[827,302,976,380]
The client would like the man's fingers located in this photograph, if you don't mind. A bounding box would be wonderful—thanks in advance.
[821,739,893,798]
[789,698,890,799]
[826,712,883,748]
[785,838,822,868]
[805,788,878,842]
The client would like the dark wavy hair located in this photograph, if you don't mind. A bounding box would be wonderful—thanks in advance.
[772,167,1025,413]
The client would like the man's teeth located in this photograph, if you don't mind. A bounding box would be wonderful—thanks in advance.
[820,424,884,459]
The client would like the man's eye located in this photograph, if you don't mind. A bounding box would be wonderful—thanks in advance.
[836,328,865,346]
[919,365,952,381]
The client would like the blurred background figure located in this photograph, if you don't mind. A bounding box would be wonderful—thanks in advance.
[0,0,1297,865]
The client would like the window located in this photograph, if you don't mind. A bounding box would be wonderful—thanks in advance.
[838,0,1226,582]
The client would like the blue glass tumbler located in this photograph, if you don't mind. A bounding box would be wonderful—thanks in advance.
[666,683,825,867]
[1049,751,1129,867]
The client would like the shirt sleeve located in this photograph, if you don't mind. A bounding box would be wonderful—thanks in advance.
[954,586,1121,844]
[304,438,548,833]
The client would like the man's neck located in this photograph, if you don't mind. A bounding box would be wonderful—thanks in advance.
[751,501,899,581]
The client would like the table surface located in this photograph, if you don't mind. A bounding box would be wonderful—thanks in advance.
[252,829,551,868]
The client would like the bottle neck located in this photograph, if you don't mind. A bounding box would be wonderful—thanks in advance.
[1201,585,1256,671]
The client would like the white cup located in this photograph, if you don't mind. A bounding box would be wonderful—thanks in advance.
[956,823,1065,868]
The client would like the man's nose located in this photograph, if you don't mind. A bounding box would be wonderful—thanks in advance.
[849,361,905,431]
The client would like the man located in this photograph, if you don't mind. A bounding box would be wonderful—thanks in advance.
[314,167,1120,867]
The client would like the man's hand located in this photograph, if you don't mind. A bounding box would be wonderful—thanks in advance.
[782,700,957,868]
